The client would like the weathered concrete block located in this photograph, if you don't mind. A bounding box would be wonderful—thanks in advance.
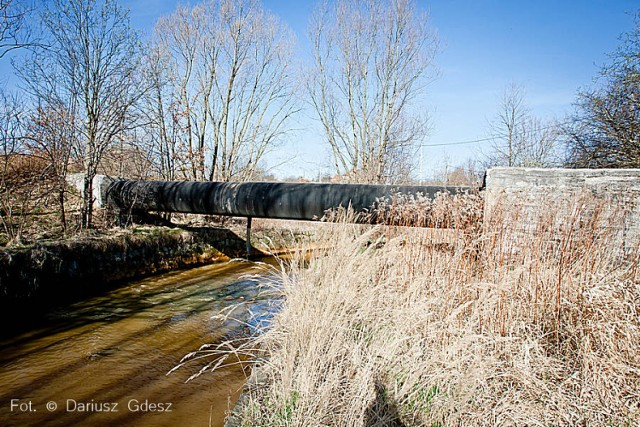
[67,173,114,208]
[484,167,640,249]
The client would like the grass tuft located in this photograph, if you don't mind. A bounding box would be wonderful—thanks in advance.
[211,191,640,426]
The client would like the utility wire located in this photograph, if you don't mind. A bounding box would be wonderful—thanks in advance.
[421,120,572,148]
[420,136,497,147]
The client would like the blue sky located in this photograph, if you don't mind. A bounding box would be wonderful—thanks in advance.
[249,0,636,179]
[5,1,638,180]
[423,1,637,167]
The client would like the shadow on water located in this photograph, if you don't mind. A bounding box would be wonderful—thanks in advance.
[0,224,258,342]
[0,256,283,427]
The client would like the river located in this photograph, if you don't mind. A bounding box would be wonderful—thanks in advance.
[0,258,279,427]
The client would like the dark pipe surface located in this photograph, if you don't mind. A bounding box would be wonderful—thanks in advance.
[107,180,470,221]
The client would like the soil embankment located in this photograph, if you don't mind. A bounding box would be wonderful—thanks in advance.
[0,221,314,312]
[0,227,234,305]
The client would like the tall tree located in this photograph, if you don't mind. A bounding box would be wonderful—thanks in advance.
[308,0,438,184]
[487,83,560,168]
[139,42,179,181]
[144,0,298,182]
[0,0,30,58]
[565,12,640,168]
[17,0,143,228]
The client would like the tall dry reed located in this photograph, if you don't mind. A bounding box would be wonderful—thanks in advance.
[217,191,639,426]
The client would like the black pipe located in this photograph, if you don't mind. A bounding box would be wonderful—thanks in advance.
[107,180,470,222]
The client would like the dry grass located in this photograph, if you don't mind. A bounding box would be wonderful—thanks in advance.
[211,192,640,426]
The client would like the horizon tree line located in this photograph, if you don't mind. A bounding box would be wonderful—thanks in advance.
[0,0,638,242]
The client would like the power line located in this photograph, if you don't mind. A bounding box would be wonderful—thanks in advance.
[420,136,497,147]
[421,121,572,148]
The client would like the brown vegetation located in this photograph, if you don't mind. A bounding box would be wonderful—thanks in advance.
[192,193,639,426]
[0,153,59,244]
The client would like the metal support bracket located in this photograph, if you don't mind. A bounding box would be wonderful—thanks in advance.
[246,216,252,260]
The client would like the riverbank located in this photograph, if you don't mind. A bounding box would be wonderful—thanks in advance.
[0,219,317,312]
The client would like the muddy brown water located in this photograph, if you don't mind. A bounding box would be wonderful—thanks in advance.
[0,258,280,427]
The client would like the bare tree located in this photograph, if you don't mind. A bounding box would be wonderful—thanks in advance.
[308,0,438,184]
[487,83,528,167]
[139,42,180,181]
[17,0,143,228]
[431,156,483,186]
[519,116,560,167]
[565,12,640,168]
[150,4,207,181]
[0,0,30,58]
[0,89,24,242]
[24,102,76,232]
[145,0,298,182]
[0,89,50,243]
[486,83,560,168]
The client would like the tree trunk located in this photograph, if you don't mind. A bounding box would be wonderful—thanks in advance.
[58,184,66,233]
[82,171,93,229]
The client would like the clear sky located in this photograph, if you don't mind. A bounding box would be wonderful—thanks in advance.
[5,0,639,180]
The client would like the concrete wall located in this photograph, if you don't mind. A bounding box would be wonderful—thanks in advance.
[484,167,640,247]
[66,173,114,208]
